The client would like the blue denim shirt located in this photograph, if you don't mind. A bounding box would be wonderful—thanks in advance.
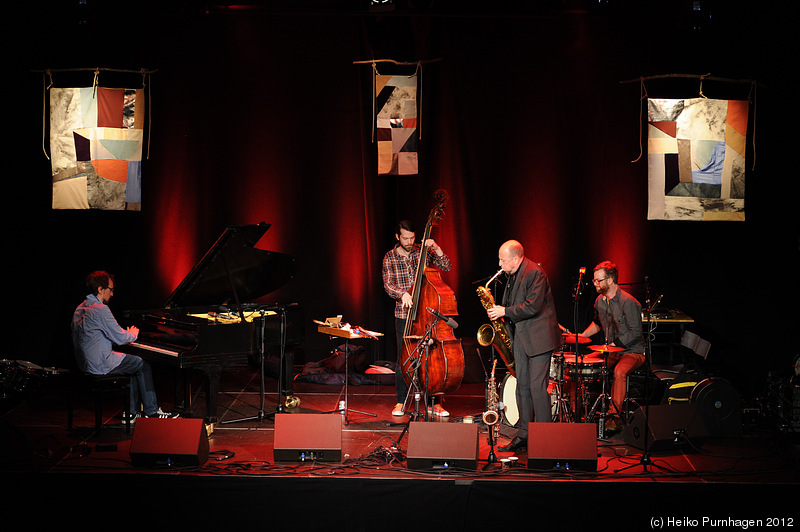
[71,294,137,375]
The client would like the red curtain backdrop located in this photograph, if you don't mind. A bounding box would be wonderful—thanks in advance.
[10,5,795,399]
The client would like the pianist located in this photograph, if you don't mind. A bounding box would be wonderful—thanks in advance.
[71,270,178,421]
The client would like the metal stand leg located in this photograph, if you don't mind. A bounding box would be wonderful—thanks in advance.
[551,377,574,423]
[587,357,617,440]
[339,338,376,425]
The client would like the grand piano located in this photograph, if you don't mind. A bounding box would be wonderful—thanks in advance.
[123,222,304,425]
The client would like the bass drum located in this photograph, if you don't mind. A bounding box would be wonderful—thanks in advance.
[498,374,560,427]
[690,378,742,437]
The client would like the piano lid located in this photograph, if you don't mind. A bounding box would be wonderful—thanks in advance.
[163,222,296,309]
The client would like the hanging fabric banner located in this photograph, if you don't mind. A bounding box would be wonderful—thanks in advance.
[375,74,418,175]
[647,97,748,221]
[50,87,144,210]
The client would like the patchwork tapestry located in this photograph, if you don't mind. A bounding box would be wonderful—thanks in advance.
[375,74,418,175]
[647,98,748,221]
[50,87,144,210]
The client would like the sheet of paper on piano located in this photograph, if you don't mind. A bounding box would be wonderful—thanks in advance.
[191,310,277,323]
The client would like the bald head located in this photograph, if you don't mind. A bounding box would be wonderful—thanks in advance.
[500,240,524,258]
[498,240,525,274]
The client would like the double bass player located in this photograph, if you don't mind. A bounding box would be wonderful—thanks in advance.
[382,219,453,418]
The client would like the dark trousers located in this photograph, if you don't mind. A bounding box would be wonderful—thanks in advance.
[514,350,553,439]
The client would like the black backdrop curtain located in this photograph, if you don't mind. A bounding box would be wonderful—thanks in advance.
[6,2,797,401]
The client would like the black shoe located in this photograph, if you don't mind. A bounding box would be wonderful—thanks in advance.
[498,437,527,452]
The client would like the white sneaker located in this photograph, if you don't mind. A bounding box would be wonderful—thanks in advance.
[145,408,179,419]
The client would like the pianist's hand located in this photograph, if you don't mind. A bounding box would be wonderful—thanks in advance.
[127,325,140,338]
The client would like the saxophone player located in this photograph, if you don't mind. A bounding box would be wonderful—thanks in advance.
[487,240,561,452]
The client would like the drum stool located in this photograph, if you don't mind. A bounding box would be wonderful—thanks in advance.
[67,373,132,435]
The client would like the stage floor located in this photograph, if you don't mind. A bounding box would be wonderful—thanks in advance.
[2,362,798,528]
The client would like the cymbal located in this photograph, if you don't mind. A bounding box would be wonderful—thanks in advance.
[589,344,624,353]
[561,333,591,344]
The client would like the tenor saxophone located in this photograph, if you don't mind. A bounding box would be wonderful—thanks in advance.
[482,359,501,431]
[476,270,515,377]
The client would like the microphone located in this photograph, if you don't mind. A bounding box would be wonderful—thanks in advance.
[426,307,459,329]
[575,267,586,300]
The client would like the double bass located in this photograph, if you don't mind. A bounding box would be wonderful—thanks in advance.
[400,190,464,397]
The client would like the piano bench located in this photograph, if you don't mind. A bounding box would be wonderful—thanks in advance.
[67,373,132,435]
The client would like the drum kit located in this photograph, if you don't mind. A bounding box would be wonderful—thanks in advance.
[1,359,68,402]
[497,333,624,428]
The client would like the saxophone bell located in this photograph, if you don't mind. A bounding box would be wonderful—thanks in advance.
[482,409,499,426]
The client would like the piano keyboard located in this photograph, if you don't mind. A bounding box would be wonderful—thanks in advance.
[129,341,181,357]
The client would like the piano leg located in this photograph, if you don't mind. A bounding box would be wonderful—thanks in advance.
[203,365,225,425]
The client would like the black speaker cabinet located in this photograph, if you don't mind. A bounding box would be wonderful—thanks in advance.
[129,417,209,467]
[623,404,710,451]
[406,422,479,470]
[527,422,597,472]
[273,413,342,462]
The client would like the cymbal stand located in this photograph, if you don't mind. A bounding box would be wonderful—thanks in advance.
[550,352,574,423]
[587,354,615,441]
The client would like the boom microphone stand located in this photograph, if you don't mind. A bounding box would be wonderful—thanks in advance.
[393,322,436,448]
[222,306,286,424]
[616,277,671,473]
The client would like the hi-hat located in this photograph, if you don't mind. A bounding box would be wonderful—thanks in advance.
[561,333,591,344]
[589,344,624,353]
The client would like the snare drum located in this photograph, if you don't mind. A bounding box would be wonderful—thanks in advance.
[563,354,604,382]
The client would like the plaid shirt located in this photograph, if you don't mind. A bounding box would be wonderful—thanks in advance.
[382,243,452,319]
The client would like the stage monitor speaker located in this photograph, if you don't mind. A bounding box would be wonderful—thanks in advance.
[129,417,209,467]
[527,422,597,472]
[406,422,479,470]
[273,413,342,462]
[623,403,710,452]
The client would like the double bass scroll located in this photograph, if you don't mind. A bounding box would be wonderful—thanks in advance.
[400,190,464,396]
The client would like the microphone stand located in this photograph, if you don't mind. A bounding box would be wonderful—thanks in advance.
[393,322,437,448]
[573,269,586,422]
[616,277,670,473]
[222,307,286,424]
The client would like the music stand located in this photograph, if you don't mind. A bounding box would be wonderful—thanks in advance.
[318,325,380,425]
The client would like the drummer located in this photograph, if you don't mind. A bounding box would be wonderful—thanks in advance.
[574,261,645,429]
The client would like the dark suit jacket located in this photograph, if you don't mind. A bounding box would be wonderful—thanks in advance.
[502,257,561,357]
